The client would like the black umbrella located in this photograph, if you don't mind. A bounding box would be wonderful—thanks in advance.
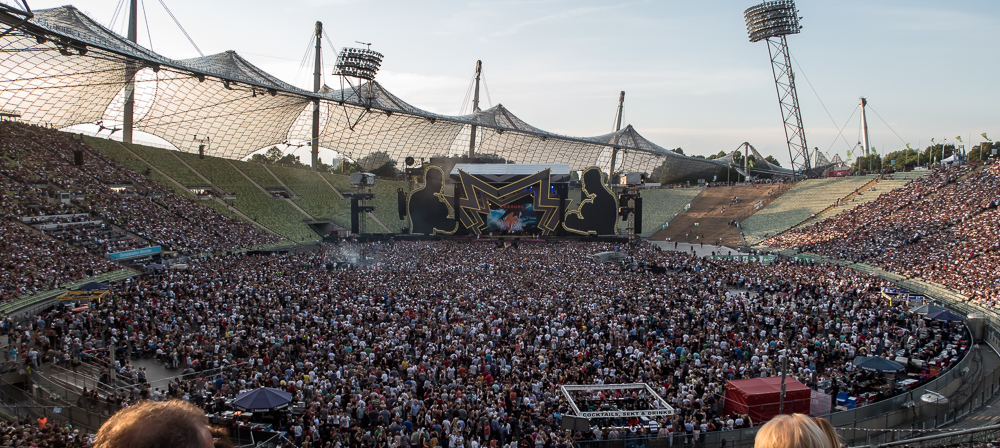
[853,356,905,373]
[232,387,293,412]
[925,310,964,322]
[75,281,109,291]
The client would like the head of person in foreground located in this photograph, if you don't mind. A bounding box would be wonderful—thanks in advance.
[92,400,231,448]
[754,414,832,448]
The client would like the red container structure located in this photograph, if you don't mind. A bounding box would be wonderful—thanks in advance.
[723,377,812,425]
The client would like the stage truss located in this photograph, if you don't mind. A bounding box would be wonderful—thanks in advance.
[559,383,674,419]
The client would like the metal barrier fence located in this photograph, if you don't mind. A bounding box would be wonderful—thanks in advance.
[575,261,1000,448]
[872,424,1000,448]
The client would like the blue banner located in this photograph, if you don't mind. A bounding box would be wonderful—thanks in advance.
[109,246,161,260]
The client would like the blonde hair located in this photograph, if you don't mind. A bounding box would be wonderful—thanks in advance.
[813,417,841,448]
[754,414,828,448]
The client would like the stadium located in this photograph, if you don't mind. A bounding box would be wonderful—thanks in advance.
[0,1,998,447]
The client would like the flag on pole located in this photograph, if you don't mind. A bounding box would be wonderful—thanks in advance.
[983,133,992,142]
[955,136,962,143]
[906,143,912,151]
[871,147,878,156]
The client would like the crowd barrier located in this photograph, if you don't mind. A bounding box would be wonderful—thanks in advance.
[574,263,1000,448]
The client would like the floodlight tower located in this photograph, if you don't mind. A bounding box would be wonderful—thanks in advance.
[334,46,384,103]
[744,1,810,173]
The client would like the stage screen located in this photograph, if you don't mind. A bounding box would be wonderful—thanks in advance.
[486,195,540,234]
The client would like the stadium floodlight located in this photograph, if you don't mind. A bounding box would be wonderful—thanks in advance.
[744,0,811,174]
[335,47,384,81]
[744,0,801,43]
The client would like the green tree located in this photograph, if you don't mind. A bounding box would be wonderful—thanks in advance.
[851,154,882,173]
[921,144,955,164]
[338,160,362,174]
[371,161,401,179]
[476,153,508,164]
[276,153,306,168]
[764,155,782,167]
[264,146,283,163]
[969,142,999,162]
[707,151,727,160]
[670,147,684,155]
[357,151,393,172]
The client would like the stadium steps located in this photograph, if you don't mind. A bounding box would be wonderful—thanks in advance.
[653,184,779,246]
[739,176,877,244]
[1,269,139,315]
[791,176,882,229]
[794,172,926,229]
[641,187,704,238]
[268,165,351,228]
[229,160,285,190]
[172,153,315,241]
[261,164,298,197]
[167,150,221,190]
[122,142,207,187]
[367,212,392,233]
[315,171,345,199]
[90,138,278,237]
[225,160,316,220]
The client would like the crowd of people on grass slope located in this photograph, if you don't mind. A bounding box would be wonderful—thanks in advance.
[0,417,91,448]
[7,240,966,448]
[0,121,280,258]
[766,160,1000,304]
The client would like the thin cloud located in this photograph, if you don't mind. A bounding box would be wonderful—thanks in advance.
[488,3,630,37]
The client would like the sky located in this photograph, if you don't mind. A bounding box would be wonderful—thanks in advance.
[21,0,1000,165]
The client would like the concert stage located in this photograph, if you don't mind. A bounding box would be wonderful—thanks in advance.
[405,163,624,238]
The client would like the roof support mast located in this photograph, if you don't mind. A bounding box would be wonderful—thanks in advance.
[468,60,482,158]
[859,97,870,155]
[311,22,322,170]
[122,0,137,143]
[608,90,625,185]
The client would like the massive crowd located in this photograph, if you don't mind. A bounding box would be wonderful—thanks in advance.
[767,160,1000,305]
[0,121,281,302]
[0,121,988,448]
[8,240,965,448]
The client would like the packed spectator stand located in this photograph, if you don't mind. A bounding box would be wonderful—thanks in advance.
[0,121,281,303]
[766,160,1000,304]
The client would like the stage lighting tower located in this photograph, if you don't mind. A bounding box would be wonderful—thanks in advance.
[744,0,810,173]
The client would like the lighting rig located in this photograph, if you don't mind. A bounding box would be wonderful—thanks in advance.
[618,172,646,245]
[348,172,376,237]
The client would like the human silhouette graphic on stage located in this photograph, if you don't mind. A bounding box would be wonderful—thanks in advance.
[408,166,457,234]
[564,167,618,235]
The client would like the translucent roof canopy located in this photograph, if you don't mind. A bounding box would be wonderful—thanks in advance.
[0,6,731,183]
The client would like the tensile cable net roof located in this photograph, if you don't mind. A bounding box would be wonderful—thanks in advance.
[0,6,730,182]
